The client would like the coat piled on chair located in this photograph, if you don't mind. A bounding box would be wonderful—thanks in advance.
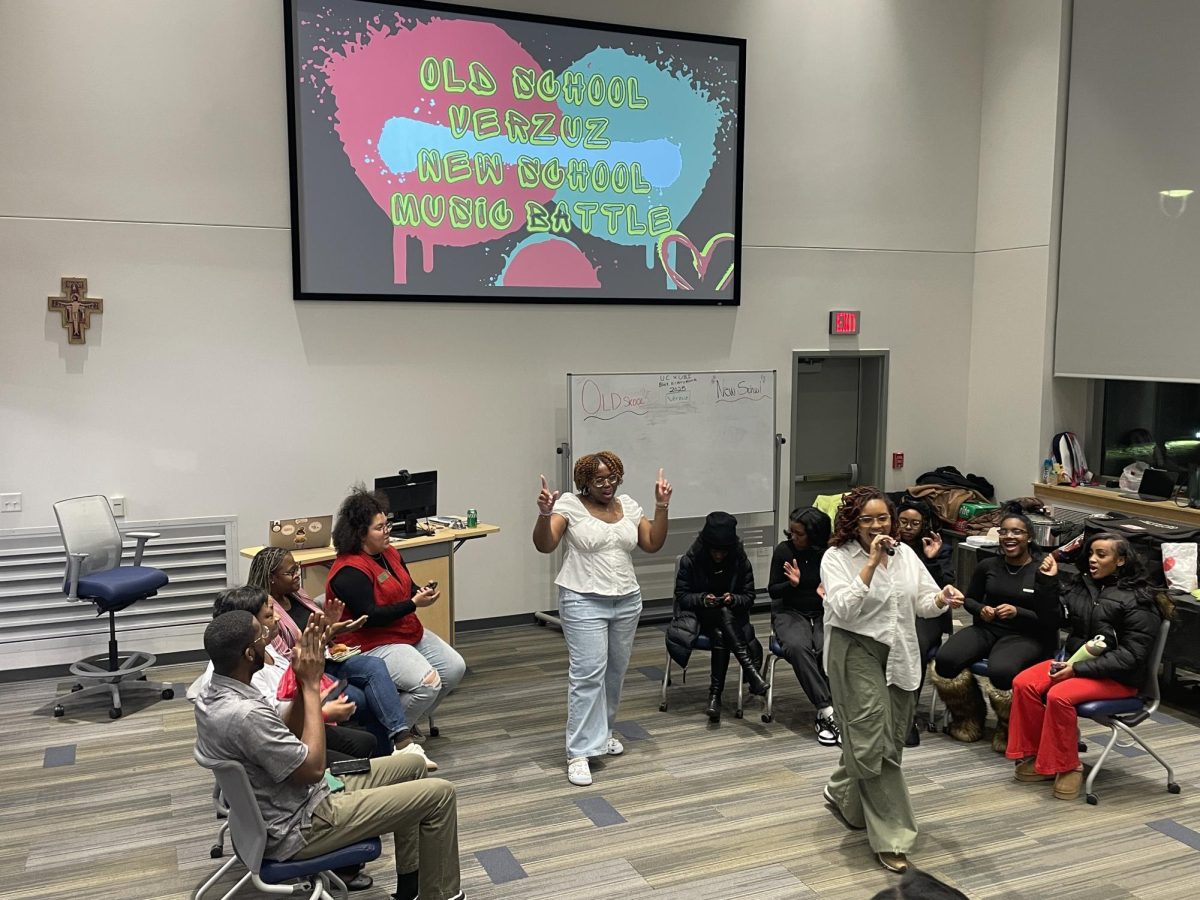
[666,539,761,669]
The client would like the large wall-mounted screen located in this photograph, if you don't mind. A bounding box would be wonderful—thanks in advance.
[285,0,745,304]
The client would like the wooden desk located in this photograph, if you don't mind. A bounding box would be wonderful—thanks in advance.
[1033,483,1200,529]
[240,524,499,645]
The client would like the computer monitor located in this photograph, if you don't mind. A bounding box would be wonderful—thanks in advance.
[374,470,437,538]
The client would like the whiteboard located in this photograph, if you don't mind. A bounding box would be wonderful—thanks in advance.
[567,371,776,520]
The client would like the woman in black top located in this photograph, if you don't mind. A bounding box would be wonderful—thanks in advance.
[666,512,767,723]
[767,506,839,745]
[930,511,1058,751]
[896,499,953,747]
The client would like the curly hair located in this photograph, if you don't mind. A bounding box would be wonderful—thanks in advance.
[787,506,832,550]
[573,450,625,492]
[332,484,390,555]
[248,547,289,595]
[830,486,895,547]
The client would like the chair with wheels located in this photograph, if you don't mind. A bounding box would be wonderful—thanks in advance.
[51,495,173,719]
[1077,619,1179,805]
[659,634,746,718]
[194,748,382,900]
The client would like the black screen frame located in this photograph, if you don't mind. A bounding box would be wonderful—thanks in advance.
[282,0,746,306]
[375,470,438,533]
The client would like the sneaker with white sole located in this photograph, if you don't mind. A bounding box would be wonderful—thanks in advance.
[606,736,624,756]
[567,756,592,786]
[393,742,438,772]
[815,715,840,746]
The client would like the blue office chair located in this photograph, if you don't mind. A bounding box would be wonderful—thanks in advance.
[52,495,173,719]
[659,633,747,719]
[1077,619,1180,805]
[194,748,382,900]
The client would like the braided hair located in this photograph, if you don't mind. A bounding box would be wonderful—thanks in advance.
[248,547,289,596]
[573,450,625,493]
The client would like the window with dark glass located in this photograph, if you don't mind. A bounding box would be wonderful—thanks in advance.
[1100,380,1200,481]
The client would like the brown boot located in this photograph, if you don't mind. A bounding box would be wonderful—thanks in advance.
[1054,767,1084,800]
[929,666,985,743]
[986,684,1013,754]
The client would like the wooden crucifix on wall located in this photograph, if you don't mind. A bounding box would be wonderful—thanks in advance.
[48,277,103,344]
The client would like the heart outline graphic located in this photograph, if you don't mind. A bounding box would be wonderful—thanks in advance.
[658,231,736,291]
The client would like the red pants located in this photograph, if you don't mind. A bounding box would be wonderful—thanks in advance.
[1005,660,1137,775]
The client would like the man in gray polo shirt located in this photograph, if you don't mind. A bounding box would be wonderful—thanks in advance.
[195,610,462,900]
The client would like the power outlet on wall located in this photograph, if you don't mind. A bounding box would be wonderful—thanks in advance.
[109,495,126,518]
[0,493,22,513]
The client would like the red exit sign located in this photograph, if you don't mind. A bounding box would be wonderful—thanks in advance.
[829,310,860,335]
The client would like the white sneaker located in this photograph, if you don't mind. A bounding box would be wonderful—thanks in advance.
[567,756,592,786]
[606,736,625,756]
[393,742,438,772]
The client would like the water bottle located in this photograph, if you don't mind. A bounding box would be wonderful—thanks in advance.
[1065,635,1107,666]
[1042,457,1055,485]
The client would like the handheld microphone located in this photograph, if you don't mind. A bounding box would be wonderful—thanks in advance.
[884,544,896,556]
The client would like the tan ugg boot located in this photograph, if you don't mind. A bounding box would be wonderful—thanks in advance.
[986,684,1013,754]
[930,666,986,743]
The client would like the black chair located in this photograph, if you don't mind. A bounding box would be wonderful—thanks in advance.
[52,495,173,718]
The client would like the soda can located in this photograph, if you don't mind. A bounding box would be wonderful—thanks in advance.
[466,508,478,528]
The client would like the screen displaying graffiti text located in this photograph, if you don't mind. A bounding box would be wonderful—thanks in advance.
[286,0,745,303]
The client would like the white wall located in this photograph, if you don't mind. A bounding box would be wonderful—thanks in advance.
[1,0,989,630]
[964,0,1084,502]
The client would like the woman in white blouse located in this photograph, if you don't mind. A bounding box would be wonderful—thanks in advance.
[533,451,672,786]
[820,486,963,875]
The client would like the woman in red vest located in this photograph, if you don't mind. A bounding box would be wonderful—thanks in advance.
[326,487,466,734]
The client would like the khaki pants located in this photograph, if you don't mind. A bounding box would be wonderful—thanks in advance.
[825,627,919,854]
[296,753,459,900]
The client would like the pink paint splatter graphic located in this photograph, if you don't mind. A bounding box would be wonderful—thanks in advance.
[314,16,557,284]
[500,237,600,289]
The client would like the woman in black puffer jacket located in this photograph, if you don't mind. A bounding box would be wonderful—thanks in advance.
[1006,531,1173,801]
[666,512,767,723]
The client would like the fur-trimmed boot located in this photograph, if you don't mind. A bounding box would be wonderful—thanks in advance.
[986,684,1013,754]
[930,666,986,743]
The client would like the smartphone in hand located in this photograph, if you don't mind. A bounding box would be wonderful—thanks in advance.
[424,580,438,591]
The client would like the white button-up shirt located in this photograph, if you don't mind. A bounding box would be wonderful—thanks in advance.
[820,540,945,690]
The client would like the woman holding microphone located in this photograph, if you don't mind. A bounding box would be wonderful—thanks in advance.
[533,451,672,787]
[820,486,964,874]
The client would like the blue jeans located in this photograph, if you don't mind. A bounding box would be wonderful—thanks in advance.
[365,630,466,725]
[558,588,642,759]
[326,653,409,755]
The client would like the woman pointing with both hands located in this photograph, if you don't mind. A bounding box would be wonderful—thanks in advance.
[533,451,672,787]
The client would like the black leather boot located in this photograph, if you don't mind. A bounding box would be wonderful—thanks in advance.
[706,647,729,722]
[719,609,768,696]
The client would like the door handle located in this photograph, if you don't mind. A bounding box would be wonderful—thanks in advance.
[795,463,860,485]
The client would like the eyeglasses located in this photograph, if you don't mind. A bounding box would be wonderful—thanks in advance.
[590,475,620,487]
[249,624,270,648]
[276,564,301,578]
[998,528,1029,537]
[858,515,892,526]
[897,518,924,530]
